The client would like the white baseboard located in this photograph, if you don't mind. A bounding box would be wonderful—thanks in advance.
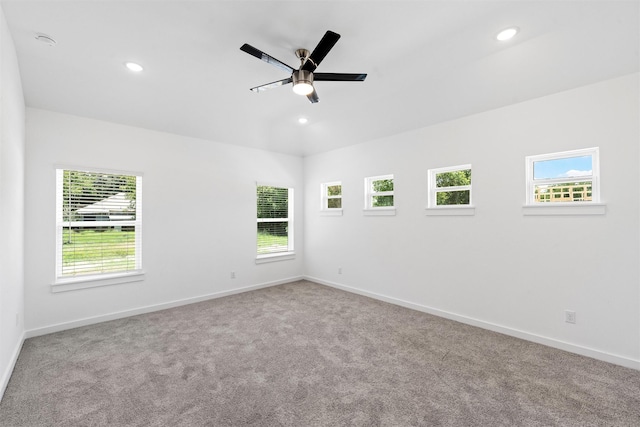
[26,276,303,339]
[0,331,25,402]
[305,276,640,371]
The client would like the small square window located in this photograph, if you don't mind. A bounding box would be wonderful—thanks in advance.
[364,174,395,214]
[321,182,342,212]
[428,165,472,208]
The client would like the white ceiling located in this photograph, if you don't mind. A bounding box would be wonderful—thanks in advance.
[2,0,638,157]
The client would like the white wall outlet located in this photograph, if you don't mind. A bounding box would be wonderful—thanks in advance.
[565,310,576,324]
[230,271,236,279]
[338,267,342,274]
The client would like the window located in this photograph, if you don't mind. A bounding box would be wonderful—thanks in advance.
[526,148,599,204]
[364,174,395,215]
[55,168,142,288]
[524,147,604,215]
[257,185,294,260]
[428,165,472,207]
[321,181,342,215]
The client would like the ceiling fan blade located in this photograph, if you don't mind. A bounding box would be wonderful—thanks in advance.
[301,30,341,72]
[249,77,293,93]
[240,44,295,74]
[307,89,319,103]
[313,73,367,82]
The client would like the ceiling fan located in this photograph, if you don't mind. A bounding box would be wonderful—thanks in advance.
[240,30,367,103]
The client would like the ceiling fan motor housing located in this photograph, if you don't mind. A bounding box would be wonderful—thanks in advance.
[293,69,313,86]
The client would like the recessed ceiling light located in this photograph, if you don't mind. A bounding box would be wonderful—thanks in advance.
[125,62,144,72]
[496,27,519,41]
[35,33,56,46]
[298,117,308,125]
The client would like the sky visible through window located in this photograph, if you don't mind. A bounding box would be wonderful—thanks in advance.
[533,155,592,180]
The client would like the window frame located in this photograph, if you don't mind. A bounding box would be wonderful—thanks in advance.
[426,164,474,215]
[320,181,343,216]
[364,174,395,216]
[53,166,144,292]
[256,183,295,263]
[523,147,605,216]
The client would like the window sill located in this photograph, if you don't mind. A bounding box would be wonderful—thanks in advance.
[522,203,606,216]
[425,206,475,216]
[256,252,296,264]
[320,209,343,216]
[363,208,396,216]
[51,270,145,293]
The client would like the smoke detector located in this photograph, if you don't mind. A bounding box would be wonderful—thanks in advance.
[35,33,57,46]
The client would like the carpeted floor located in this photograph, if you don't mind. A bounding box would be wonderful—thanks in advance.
[1,280,639,426]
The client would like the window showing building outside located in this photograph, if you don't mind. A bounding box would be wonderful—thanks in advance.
[526,148,599,204]
[55,168,142,280]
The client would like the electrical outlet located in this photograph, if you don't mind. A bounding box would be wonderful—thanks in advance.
[338,267,342,274]
[230,271,236,279]
[565,310,576,324]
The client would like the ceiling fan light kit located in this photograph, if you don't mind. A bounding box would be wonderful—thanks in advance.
[292,70,314,95]
[240,30,367,103]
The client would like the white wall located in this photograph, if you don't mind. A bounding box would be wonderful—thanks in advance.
[304,73,640,368]
[0,6,26,398]
[24,108,304,333]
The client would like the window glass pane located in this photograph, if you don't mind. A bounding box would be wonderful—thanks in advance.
[436,190,470,206]
[534,182,592,203]
[257,185,291,255]
[436,169,471,188]
[62,228,136,276]
[327,198,342,209]
[63,170,137,222]
[257,186,288,219]
[59,169,140,278]
[372,195,394,207]
[372,179,393,192]
[327,185,341,196]
[257,222,288,254]
[533,155,592,180]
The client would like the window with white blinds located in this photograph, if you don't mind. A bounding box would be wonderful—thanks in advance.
[55,168,142,281]
[256,185,294,257]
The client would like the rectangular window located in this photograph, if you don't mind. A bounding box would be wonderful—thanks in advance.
[428,165,472,208]
[55,168,142,283]
[364,175,394,212]
[526,148,599,205]
[321,181,342,210]
[257,185,294,258]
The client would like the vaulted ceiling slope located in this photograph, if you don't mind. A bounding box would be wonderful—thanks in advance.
[2,1,638,157]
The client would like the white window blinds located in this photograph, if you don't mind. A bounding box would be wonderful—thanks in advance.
[257,185,293,255]
[55,168,142,280]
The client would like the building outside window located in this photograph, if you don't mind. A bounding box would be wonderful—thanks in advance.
[525,148,599,205]
[55,168,142,284]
